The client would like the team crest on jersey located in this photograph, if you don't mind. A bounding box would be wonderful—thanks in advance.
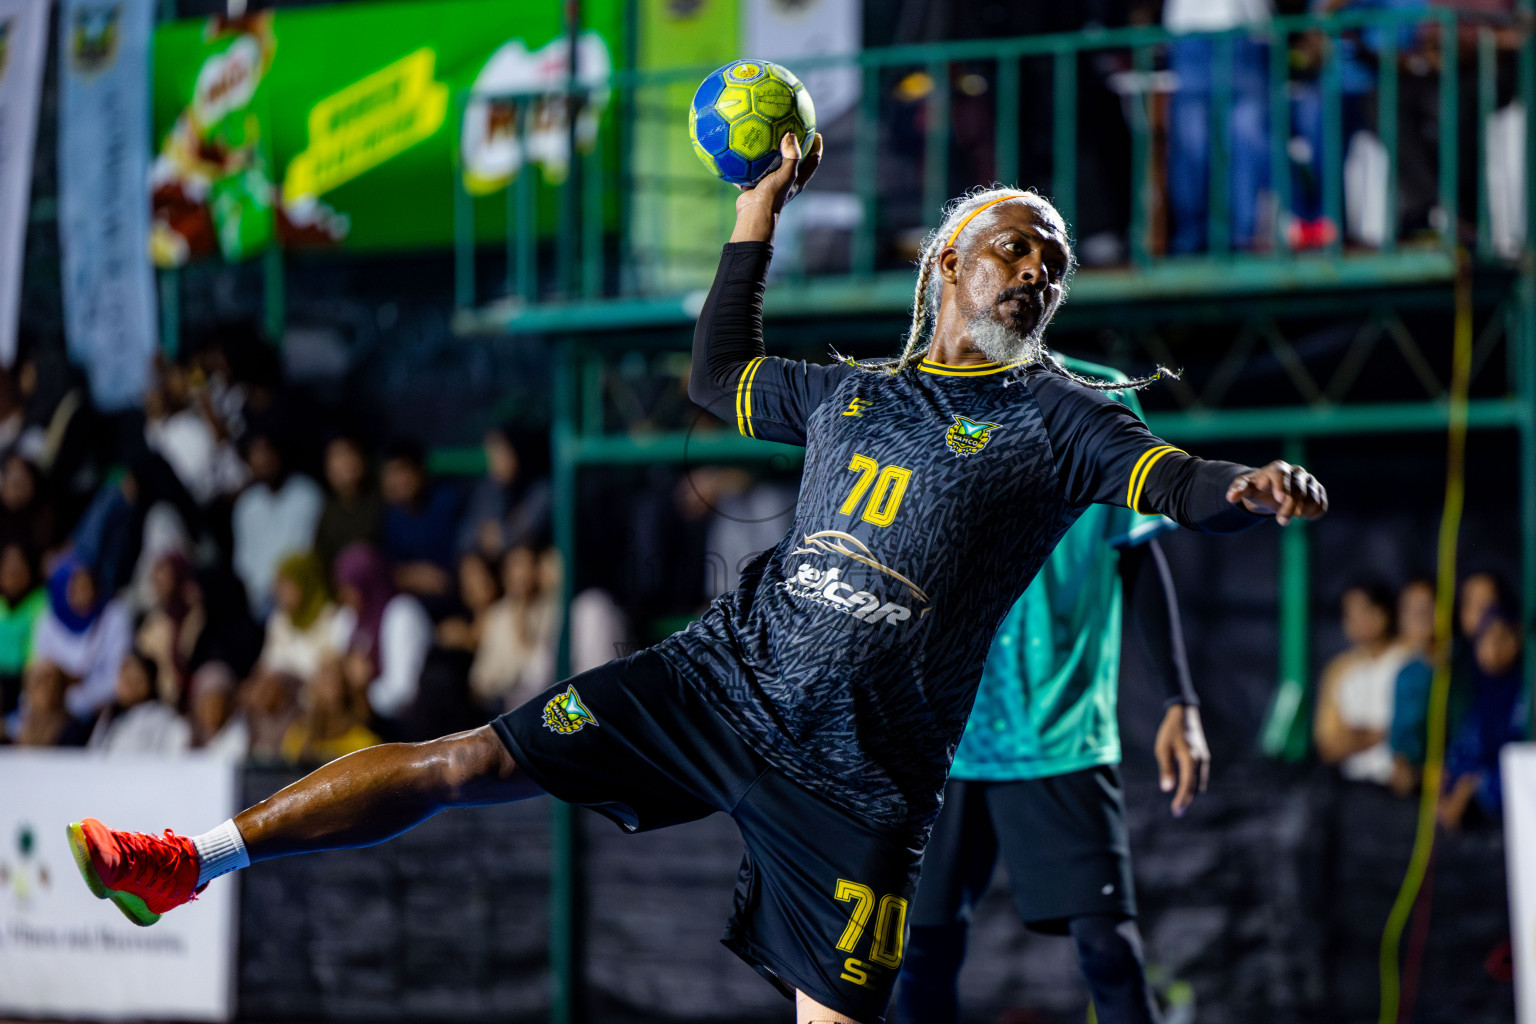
[542,685,598,734]
[945,415,1000,457]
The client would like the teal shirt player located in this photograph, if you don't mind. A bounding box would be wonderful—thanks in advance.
[949,359,1165,782]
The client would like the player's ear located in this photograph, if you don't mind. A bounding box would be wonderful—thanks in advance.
[938,246,961,284]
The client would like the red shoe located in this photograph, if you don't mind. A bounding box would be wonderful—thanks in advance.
[66,818,203,927]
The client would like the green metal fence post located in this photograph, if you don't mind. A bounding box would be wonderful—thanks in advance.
[1129,45,1152,268]
[1260,436,1313,760]
[550,340,584,1024]
[1051,47,1076,229]
[924,59,950,223]
[1476,28,1495,261]
[1209,31,1234,255]
[1520,0,1536,729]
[995,54,1020,187]
[852,64,879,276]
[517,102,538,302]
[157,269,180,360]
[1322,26,1344,257]
[583,117,604,299]
[1437,9,1458,253]
[451,90,475,311]
[1378,33,1399,254]
[1268,24,1292,255]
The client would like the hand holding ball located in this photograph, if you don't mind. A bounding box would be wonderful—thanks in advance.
[689,60,817,185]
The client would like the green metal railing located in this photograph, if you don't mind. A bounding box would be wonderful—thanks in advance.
[452,8,1523,329]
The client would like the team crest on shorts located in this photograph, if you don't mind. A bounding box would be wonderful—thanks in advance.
[542,685,598,734]
[945,415,1000,457]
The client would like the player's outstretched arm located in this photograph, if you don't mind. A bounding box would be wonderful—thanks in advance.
[690,132,821,415]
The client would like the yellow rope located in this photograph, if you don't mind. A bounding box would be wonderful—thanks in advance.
[1377,251,1473,1024]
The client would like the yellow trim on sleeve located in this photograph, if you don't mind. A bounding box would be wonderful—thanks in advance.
[735,356,766,437]
[1127,445,1184,514]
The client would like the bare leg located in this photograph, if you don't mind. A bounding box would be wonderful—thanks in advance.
[235,726,541,861]
[795,990,865,1024]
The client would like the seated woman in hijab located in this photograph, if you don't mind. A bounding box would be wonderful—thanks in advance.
[251,552,350,687]
[332,542,431,737]
[87,649,190,754]
[32,555,133,720]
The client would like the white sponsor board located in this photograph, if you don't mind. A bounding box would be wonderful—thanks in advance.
[0,0,50,367]
[1505,743,1536,1023]
[0,749,238,1020]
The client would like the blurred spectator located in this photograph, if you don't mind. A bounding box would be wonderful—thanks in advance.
[34,556,133,719]
[332,543,431,731]
[0,370,26,462]
[1387,577,1448,792]
[87,650,190,754]
[232,430,324,616]
[1165,0,1273,253]
[457,426,552,559]
[254,552,351,684]
[1440,603,1530,830]
[70,470,139,596]
[380,441,461,604]
[470,545,559,713]
[244,668,300,764]
[0,455,57,555]
[136,553,198,704]
[143,359,246,505]
[0,541,43,716]
[1315,579,1411,784]
[437,552,502,654]
[280,654,381,766]
[9,662,89,746]
[16,352,101,527]
[1458,571,1513,641]
[188,662,250,761]
[313,435,383,573]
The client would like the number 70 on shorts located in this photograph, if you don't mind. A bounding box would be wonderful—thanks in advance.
[833,879,908,987]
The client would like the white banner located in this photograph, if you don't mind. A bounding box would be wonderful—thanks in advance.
[57,0,157,412]
[0,0,50,368]
[743,0,861,125]
[1505,743,1536,1023]
[0,750,238,1020]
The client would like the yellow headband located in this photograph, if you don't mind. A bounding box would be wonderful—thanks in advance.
[943,193,1023,249]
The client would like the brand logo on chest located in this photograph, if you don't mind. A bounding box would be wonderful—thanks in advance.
[945,415,1001,457]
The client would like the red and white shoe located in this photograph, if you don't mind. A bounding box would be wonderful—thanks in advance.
[66,818,203,927]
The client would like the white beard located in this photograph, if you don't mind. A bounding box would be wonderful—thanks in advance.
[965,313,1047,364]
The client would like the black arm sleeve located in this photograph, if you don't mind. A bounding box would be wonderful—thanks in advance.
[1029,370,1266,534]
[689,242,854,445]
[1120,538,1199,708]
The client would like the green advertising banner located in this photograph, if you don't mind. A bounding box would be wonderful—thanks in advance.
[151,0,622,265]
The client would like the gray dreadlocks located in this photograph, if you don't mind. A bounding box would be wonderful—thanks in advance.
[842,186,1176,391]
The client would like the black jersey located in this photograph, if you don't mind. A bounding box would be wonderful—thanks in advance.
[658,242,1261,831]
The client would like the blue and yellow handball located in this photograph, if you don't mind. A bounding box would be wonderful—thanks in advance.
[689,60,817,186]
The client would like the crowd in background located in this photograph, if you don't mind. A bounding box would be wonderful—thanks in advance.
[920,0,1518,268]
[0,332,611,767]
[1314,570,1531,829]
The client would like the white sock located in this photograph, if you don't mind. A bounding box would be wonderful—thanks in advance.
[191,820,250,887]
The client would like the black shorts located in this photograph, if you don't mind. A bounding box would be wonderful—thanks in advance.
[491,650,923,1023]
[909,768,1135,936]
